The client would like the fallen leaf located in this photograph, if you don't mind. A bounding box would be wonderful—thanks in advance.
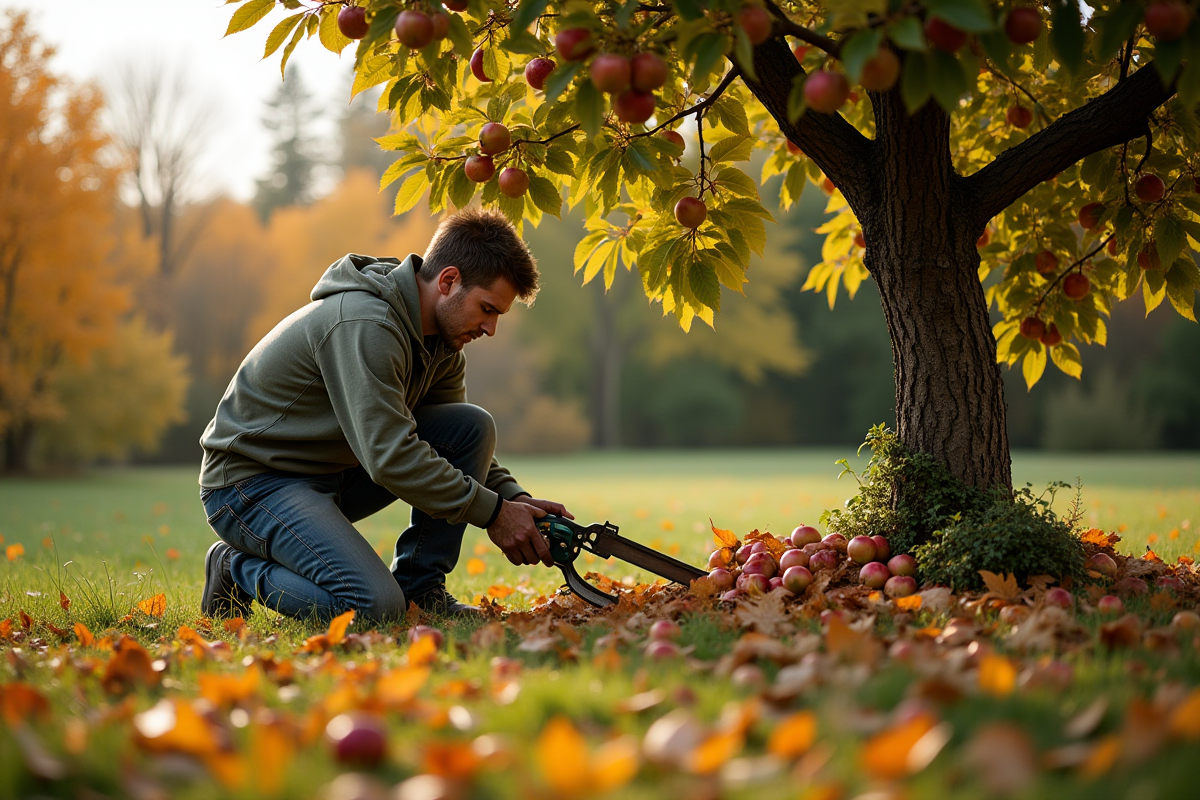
[734,591,789,636]
[136,594,167,617]
[407,633,438,666]
[134,699,221,757]
[591,735,639,791]
[710,520,738,548]
[1,682,50,726]
[861,712,949,780]
[979,571,1021,601]
[326,610,355,646]
[536,717,590,795]
[1169,689,1200,739]
[963,722,1037,794]
[1081,529,1120,548]
[687,729,743,774]
[251,718,294,794]
[1079,735,1120,779]
[466,558,486,575]
[422,739,482,779]
[895,594,922,612]
[74,622,94,647]
[6,543,24,561]
[826,615,882,663]
[977,654,1017,697]
[59,592,70,611]
[101,636,161,694]
[767,711,817,759]
[377,665,431,706]
[198,665,261,707]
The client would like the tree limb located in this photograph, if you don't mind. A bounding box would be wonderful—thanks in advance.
[638,67,740,137]
[963,64,1175,227]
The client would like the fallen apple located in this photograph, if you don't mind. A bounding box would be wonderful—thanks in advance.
[885,575,917,598]
[737,572,770,594]
[782,565,813,593]
[649,620,681,640]
[1096,595,1124,615]
[779,548,809,571]
[808,550,840,572]
[1044,587,1074,609]
[1085,552,1118,579]
[822,533,847,552]
[1114,576,1148,596]
[407,625,444,648]
[887,554,916,577]
[326,712,388,768]
[706,567,735,591]
[847,536,877,565]
[859,561,890,589]
[645,639,680,660]
[790,525,821,546]
[871,536,891,562]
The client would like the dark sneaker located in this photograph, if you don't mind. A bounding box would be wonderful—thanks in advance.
[409,585,480,617]
[201,541,254,618]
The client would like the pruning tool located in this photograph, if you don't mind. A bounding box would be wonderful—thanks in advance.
[536,515,707,607]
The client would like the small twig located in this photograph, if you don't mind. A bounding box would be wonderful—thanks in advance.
[1132,129,1153,175]
[513,123,581,147]
[636,67,740,137]
[1120,35,1135,80]
[984,63,1040,108]
[764,0,840,57]
[1035,233,1112,310]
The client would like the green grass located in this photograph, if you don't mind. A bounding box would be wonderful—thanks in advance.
[1,450,1199,799]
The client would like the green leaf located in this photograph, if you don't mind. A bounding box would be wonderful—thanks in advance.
[1165,261,1199,321]
[574,230,607,272]
[691,33,729,85]
[446,11,473,59]
[511,0,548,32]
[393,171,428,215]
[710,96,749,136]
[265,13,305,58]
[225,0,274,36]
[317,6,351,54]
[978,31,1014,73]
[1022,345,1046,389]
[888,16,927,52]
[1154,39,1185,86]
[1154,215,1188,269]
[928,51,969,110]
[1094,2,1143,63]
[1143,267,1167,314]
[527,175,562,218]
[1049,1,1084,74]
[575,80,604,139]
[447,164,475,209]
[709,135,752,164]
[502,30,545,55]
[689,254,721,311]
[723,196,775,222]
[901,51,932,113]
[482,47,512,83]
[279,17,307,78]
[841,29,885,84]
[380,152,427,189]
[1049,342,1082,379]
[544,61,582,103]
[353,55,396,99]
[733,27,757,81]
[714,167,759,199]
[927,0,993,32]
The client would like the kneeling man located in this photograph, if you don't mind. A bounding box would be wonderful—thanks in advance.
[198,209,569,621]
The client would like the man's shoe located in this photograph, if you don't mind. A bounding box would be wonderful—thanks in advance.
[201,541,254,618]
[409,585,481,617]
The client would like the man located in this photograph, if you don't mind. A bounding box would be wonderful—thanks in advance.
[198,209,570,621]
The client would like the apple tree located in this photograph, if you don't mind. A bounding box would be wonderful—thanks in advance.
[224,0,1200,493]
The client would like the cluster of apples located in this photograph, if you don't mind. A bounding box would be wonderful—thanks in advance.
[701,525,920,603]
[546,28,670,125]
[338,1,470,46]
[463,121,531,197]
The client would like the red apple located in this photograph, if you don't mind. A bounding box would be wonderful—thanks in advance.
[793,44,808,62]
[407,625,444,648]
[443,0,468,10]
[1114,576,1149,596]
[555,28,594,62]
[1035,249,1058,274]
[1171,611,1200,630]
[590,53,631,94]
[860,561,891,589]
[649,620,681,640]
[737,572,770,594]
[326,712,388,768]
[1144,2,1194,41]
[809,549,840,571]
[1044,587,1074,609]
[743,552,778,580]
[822,533,847,552]
[1156,574,1184,592]
[478,122,511,155]
[737,6,773,45]
[630,52,668,91]
[645,639,680,659]
[977,229,991,247]
[786,139,803,155]
[707,567,736,591]
[887,554,916,577]
[804,70,851,114]
[1096,595,1125,615]
[821,176,836,194]
[871,536,891,562]
[1086,554,1119,580]
[859,48,900,92]
[430,12,449,41]
[779,549,809,572]
[464,155,495,183]
[790,525,821,546]
[614,89,655,124]
[661,130,685,150]
[395,10,434,49]
[524,58,556,91]
[470,48,491,82]
[925,17,968,52]
[1039,323,1063,347]
[337,6,369,40]
[885,575,917,598]
[853,231,866,248]
[1006,105,1033,128]
[769,576,786,592]
[498,167,529,198]
[1134,173,1166,203]
[720,589,744,603]
[1138,244,1162,270]
[847,536,878,565]
[1005,8,1042,44]
[674,196,707,228]
[1063,272,1090,300]
[782,565,813,593]
[1078,202,1105,230]
[735,542,758,565]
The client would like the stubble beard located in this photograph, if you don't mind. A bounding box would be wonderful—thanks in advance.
[434,289,472,351]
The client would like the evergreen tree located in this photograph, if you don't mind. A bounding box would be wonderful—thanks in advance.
[254,68,321,221]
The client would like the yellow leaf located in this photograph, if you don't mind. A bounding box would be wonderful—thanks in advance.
[6,543,25,561]
[134,699,220,757]
[767,710,817,759]
[467,558,486,575]
[978,654,1017,697]
[591,735,639,791]
[137,593,167,617]
[199,665,262,708]
[407,633,438,667]
[979,571,1021,601]
[377,666,431,706]
[326,610,355,645]
[861,712,939,780]
[1080,735,1120,779]
[1169,689,1200,739]
[74,622,94,647]
[537,717,590,795]
[687,730,743,774]
[710,519,738,548]
[895,594,923,612]
[251,720,295,794]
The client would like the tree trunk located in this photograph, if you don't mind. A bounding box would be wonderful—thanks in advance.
[1,421,34,473]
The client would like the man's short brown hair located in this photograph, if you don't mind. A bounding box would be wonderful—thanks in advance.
[419,208,539,302]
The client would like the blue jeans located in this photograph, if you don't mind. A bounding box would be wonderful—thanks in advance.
[200,404,497,622]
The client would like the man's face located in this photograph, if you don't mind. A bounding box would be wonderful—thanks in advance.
[434,273,518,351]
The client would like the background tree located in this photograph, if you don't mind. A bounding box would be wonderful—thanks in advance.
[255,68,324,220]
[226,0,1200,504]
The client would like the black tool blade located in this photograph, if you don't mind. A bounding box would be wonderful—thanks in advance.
[558,561,617,608]
[586,529,707,587]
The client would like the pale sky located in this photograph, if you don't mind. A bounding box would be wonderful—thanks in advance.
[7,0,366,201]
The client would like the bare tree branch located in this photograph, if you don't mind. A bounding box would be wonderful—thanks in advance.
[962,64,1176,227]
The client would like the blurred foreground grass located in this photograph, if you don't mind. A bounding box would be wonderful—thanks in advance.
[1,449,1197,616]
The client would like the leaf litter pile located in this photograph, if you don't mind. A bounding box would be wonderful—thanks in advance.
[2,523,1199,799]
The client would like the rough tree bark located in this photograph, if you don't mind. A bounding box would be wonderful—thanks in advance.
[740,38,1176,491]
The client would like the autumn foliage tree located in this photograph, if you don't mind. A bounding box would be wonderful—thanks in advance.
[0,12,187,470]
[225,0,1200,495]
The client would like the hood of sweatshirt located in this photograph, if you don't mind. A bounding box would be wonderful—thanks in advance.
[310,253,425,345]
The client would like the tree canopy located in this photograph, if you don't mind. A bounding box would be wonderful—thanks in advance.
[223,0,1200,469]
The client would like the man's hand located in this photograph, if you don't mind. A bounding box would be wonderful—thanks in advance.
[487,500,554,567]
[519,497,574,521]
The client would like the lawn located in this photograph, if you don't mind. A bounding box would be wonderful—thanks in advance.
[1,449,1198,799]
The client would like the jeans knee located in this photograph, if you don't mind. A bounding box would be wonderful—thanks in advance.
[459,403,496,450]
[354,581,406,622]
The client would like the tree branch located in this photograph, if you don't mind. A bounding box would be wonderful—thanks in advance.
[637,67,740,137]
[963,64,1175,227]
[763,0,840,57]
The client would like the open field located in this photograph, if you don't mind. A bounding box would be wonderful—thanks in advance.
[2,450,1199,800]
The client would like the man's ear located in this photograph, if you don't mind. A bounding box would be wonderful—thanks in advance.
[436,266,460,297]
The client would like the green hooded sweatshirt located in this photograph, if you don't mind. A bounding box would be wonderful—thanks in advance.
[199,253,525,529]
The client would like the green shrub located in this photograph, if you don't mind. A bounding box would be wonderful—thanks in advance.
[915,485,1086,592]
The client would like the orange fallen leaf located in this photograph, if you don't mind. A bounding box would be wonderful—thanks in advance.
[768,711,817,759]
[979,571,1021,601]
[487,584,513,599]
[223,617,247,635]
[59,592,70,611]
[423,739,482,779]
[136,594,167,617]
[133,699,220,757]
[1,682,50,726]
[407,634,438,667]
[978,654,1017,697]
[6,543,24,561]
[537,716,590,795]
[326,610,355,646]
[895,594,922,612]
[199,665,262,707]
[1081,529,1120,548]
[300,634,330,653]
[467,558,486,575]
[377,665,431,706]
[1079,734,1120,779]
[861,712,949,780]
[101,636,161,694]
[74,622,94,647]
[1169,689,1200,739]
[688,729,743,774]
[591,735,639,791]
[710,519,738,548]
[251,719,294,794]
[19,609,32,630]
[0,619,10,640]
